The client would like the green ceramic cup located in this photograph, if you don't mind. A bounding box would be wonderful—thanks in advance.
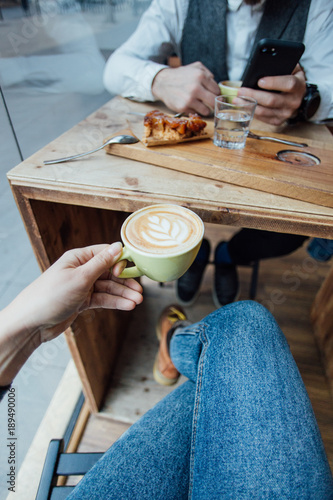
[116,204,204,282]
[218,80,242,97]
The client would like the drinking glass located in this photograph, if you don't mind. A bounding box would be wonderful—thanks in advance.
[214,95,257,150]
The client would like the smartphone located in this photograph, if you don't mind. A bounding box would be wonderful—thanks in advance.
[241,39,305,90]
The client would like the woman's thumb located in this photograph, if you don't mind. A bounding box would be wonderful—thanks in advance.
[82,242,123,280]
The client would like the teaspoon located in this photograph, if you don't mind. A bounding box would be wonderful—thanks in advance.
[248,131,308,148]
[44,134,139,164]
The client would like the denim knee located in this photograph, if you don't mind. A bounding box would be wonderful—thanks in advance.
[230,300,276,325]
[204,300,283,349]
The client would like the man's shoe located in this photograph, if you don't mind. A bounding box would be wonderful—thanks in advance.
[213,242,239,308]
[153,305,187,386]
[176,239,210,306]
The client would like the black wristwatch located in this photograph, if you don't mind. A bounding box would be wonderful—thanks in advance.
[289,83,321,124]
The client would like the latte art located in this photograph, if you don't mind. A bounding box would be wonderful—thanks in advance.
[123,205,203,255]
[142,215,190,247]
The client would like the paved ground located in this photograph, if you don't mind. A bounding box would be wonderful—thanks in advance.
[0,2,147,497]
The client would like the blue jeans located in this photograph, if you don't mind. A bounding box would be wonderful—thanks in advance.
[68,301,333,499]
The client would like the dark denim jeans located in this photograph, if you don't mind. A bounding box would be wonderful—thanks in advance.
[68,301,333,499]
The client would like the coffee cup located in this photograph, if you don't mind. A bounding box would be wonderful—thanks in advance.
[116,204,204,282]
[218,80,242,97]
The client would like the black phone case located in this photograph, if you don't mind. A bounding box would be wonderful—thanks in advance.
[241,39,305,90]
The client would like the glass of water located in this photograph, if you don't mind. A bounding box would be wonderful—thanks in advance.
[213,95,257,150]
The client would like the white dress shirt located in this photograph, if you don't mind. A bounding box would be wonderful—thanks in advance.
[104,0,333,122]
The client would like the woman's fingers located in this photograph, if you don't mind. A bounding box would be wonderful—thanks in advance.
[90,278,143,310]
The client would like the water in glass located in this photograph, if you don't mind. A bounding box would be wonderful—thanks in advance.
[214,109,251,149]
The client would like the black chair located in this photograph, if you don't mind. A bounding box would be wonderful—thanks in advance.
[36,438,103,500]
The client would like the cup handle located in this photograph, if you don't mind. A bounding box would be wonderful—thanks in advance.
[116,246,144,279]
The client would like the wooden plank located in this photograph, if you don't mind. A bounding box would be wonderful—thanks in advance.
[106,122,333,208]
[77,415,130,453]
[8,182,333,240]
[9,186,52,272]
[8,156,333,219]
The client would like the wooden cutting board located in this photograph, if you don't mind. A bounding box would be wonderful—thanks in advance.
[105,122,333,208]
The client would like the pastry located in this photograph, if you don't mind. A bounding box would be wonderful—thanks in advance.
[143,110,208,146]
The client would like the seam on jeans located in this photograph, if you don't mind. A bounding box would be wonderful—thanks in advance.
[188,322,208,499]
[174,323,201,338]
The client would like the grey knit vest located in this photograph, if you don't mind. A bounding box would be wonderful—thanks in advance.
[181,0,312,83]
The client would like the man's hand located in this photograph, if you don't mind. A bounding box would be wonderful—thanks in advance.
[239,65,306,126]
[152,61,220,116]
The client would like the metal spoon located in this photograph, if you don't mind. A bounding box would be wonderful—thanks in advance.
[248,131,308,148]
[128,111,186,118]
[43,134,139,164]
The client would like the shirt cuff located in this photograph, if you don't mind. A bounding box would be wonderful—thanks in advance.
[127,62,168,102]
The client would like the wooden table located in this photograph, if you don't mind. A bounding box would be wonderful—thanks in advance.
[7,97,333,411]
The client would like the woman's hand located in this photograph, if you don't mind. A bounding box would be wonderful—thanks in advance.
[4,242,143,342]
[0,243,143,385]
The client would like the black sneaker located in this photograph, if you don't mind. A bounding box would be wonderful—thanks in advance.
[213,242,239,308]
[176,239,210,306]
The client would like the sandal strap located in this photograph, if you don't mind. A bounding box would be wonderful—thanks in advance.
[167,306,187,323]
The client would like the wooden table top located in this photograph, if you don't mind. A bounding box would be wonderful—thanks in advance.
[7,96,333,239]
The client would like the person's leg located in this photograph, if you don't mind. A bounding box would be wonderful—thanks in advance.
[69,301,332,499]
[176,238,211,305]
[170,301,333,499]
[213,229,309,307]
[227,228,309,265]
[68,381,195,500]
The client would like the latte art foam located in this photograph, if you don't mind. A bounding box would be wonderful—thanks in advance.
[123,205,203,255]
[142,215,190,247]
